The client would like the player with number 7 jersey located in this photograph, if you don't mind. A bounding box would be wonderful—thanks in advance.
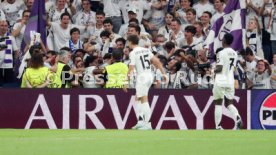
[213,33,242,130]
[214,46,238,88]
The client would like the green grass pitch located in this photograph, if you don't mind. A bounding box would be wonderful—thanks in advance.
[0,130,275,155]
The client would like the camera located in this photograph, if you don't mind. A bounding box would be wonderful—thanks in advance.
[0,37,9,50]
[181,45,197,57]
[0,44,7,49]
[198,63,211,71]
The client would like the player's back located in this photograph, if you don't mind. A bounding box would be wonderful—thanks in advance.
[215,47,238,87]
[129,46,154,75]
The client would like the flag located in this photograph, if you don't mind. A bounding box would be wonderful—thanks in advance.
[15,0,46,78]
[204,0,246,57]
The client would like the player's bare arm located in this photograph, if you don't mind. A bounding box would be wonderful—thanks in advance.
[151,56,167,82]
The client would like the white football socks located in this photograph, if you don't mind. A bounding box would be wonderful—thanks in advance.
[136,101,143,121]
[227,104,240,119]
[141,102,151,123]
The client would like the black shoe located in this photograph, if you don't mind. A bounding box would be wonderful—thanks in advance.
[236,116,243,130]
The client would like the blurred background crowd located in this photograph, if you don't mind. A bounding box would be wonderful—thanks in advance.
[0,0,275,89]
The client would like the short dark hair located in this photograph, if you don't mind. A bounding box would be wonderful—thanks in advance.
[223,33,234,46]
[47,50,57,56]
[128,24,141,34]
[60,12,71,20]
[245,47,254,56]
[171,18,181,25]
[127,35,139,45]
[128,18,139,25]
[186,8,196,16]
[216,47,224,54]
[164,41,175,50]
[22,10,31,17]
[60,47,72,52]
[103,18,113,25]
[185,25,196,35]
[70,27,80,35]
[112,49,123,61]
[202,11,212,18]
[100,30,111,38]
[96,10,105,16]
[84,56,98,67]
[115,37,126,45]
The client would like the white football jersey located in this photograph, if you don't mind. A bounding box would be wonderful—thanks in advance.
[215,47,238,87]
[129,46,154,75]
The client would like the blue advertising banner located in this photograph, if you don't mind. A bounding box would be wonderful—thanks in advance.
[251,90,276,129]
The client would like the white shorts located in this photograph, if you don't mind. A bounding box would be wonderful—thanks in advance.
[135,73,153,98]
[212,84,235,100]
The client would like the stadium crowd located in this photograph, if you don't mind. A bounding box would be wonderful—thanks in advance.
[0,0,275,89]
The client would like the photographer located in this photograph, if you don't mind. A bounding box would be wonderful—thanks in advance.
[0,20,19,87]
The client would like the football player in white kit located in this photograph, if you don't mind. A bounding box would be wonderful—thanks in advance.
[126,35,166,130]
[213,33,242,130]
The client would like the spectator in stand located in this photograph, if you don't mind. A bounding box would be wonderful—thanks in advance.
[246,18,264,58]
[65,27,83,54]
[127,24,151,49]
[12,10,30,49]
[0,20,19,88]
[0,0,24,30]
[73,0,96,40]
[193,21,205,42]
[248,59,272,89]
[102,18,121,48]
[100,0,122,34]
[142,0,168,40]
[179,25,203,56]
[244,47,261,80]
[193,0,215,18]
[175,0,192,25]
[181,8,197,31]
[47,12,89,52]
[87,10,105,45]
[200,11,212,37]
[119,17,146,39]
[123,46,131,65]
[48,0,76,23]
[211,0,225,25]
[115,37,126,51]
[151,34,167,57]
[270,53,276,89]
[158,12,174,42]
[260,0,275,63]
[16,0,34,22]
[245,0,263,28]
[119,0,151,24]
[169,18,185,48]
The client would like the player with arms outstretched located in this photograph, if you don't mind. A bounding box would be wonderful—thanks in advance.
[213,33,242,130]
[125,35,166,130]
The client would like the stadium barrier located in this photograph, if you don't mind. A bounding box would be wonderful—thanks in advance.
[0,89,257,130]
[251,90,276,130]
